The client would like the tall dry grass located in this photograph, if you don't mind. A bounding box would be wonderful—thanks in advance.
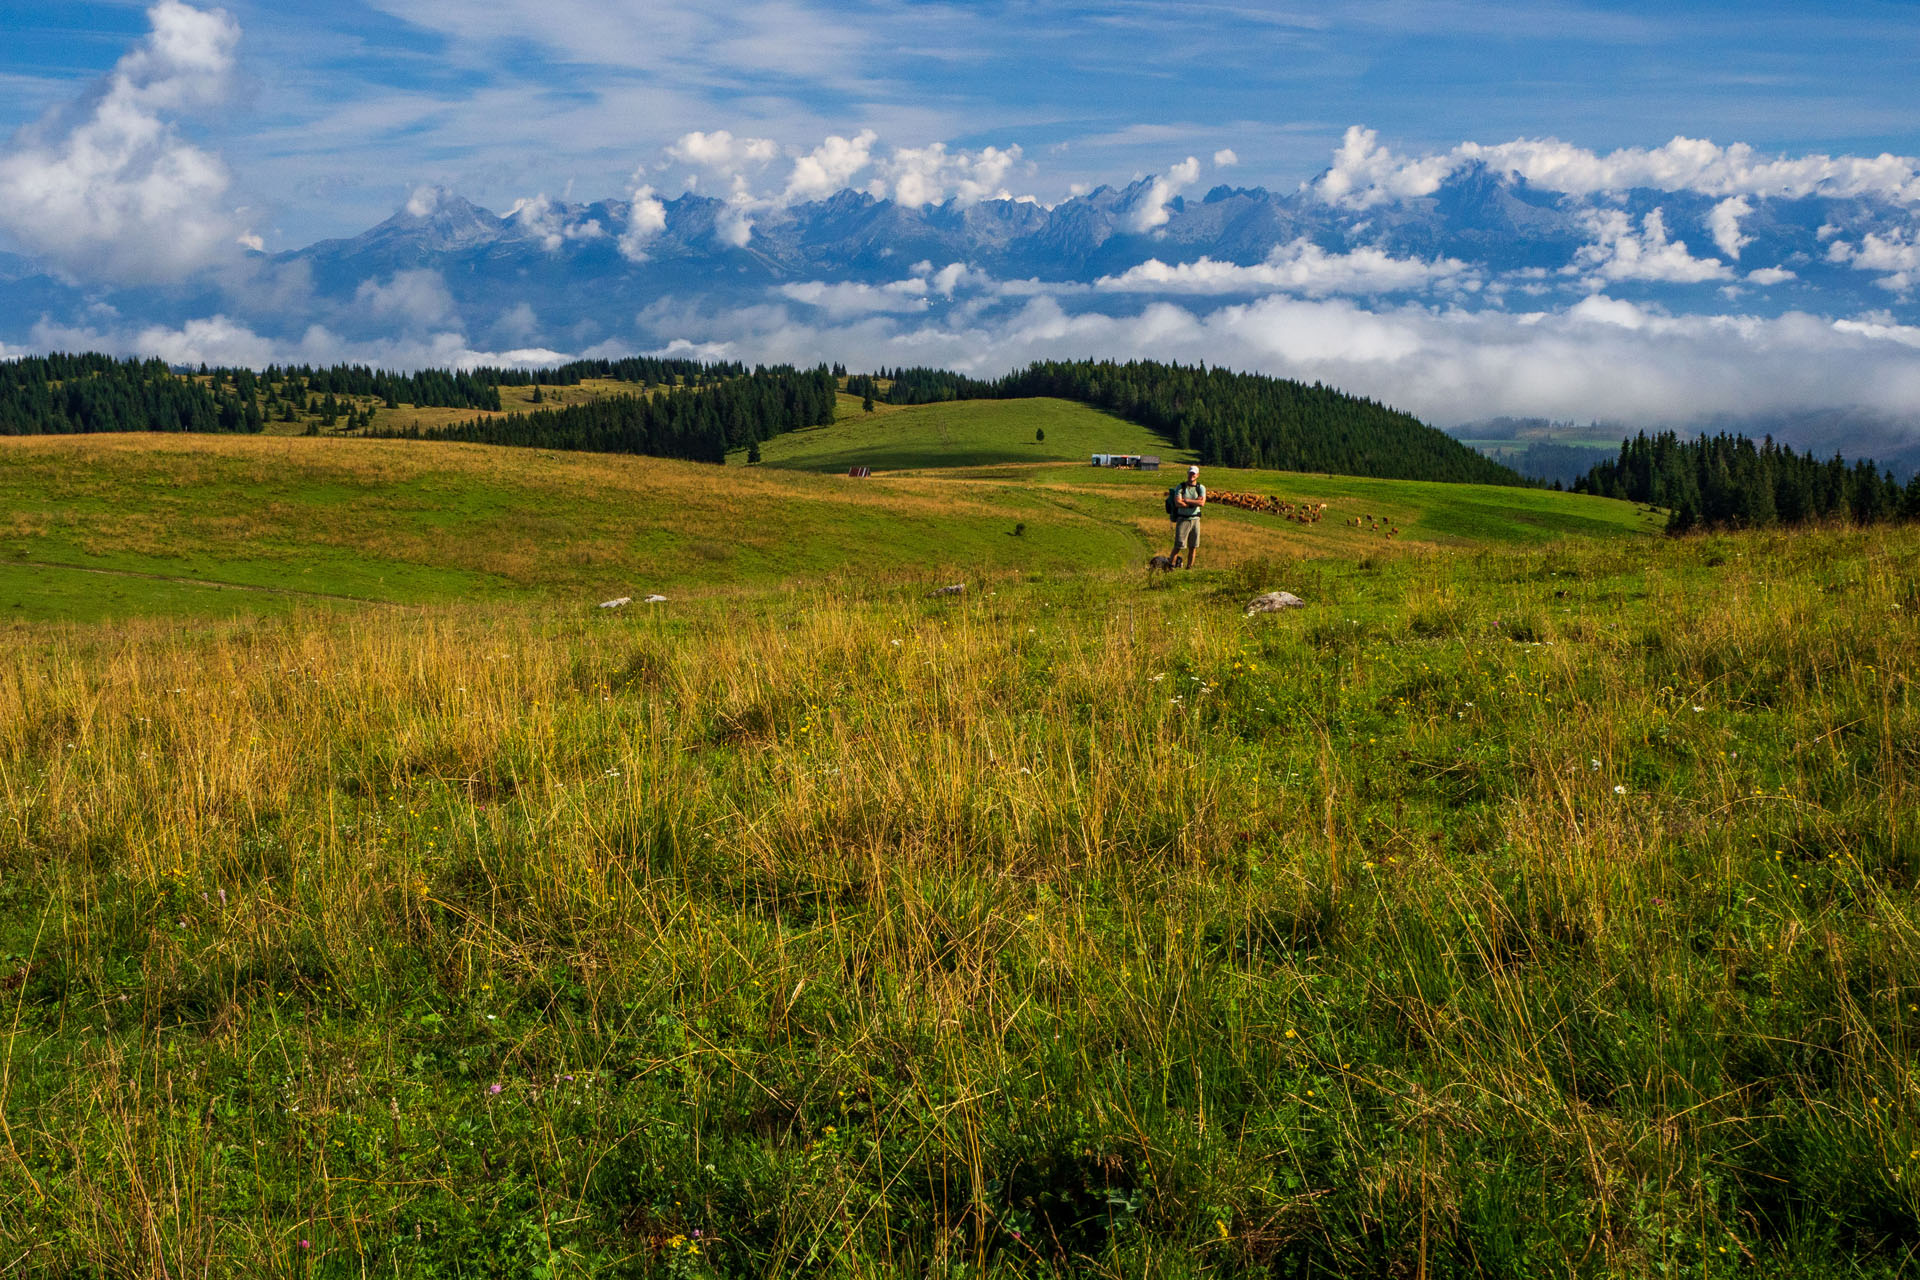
[1,527,1916,1276]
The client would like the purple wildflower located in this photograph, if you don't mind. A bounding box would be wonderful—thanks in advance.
[489,1083,502,1095]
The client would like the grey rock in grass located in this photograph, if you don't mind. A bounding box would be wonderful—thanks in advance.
[1246,591,1305,615]
[644,594,668,603]
[598,597,631,609]
[929,583,966,597]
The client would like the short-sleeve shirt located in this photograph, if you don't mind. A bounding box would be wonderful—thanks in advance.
[1173,482,1206,518]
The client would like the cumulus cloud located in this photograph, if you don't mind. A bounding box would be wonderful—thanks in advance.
[666,130,781,246]
[1314,125,1920,207]
[785,129,878,203]
[1707,196,1752,260]
[506,194,607,252]
[618,185,668,262]
[0,0,242,282]
[1130,156,1202,233]
[643,129,1030,243]
[872,142,1023,208]
[353,269,458,327]
[1572,209,1732,284]
[667,129,780,173]
[1829,230,1920,293]
[1096,239,1475,296]
[1746,267,1797,285]
[1214,149,1240,168]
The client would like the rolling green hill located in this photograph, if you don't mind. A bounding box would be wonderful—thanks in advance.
[1,401,1656,623]
[748,395,1187,472]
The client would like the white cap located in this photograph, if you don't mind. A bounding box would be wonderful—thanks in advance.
[1187,464,1200,475]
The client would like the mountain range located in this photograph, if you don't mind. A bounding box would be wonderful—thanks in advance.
[3,160,1917,469]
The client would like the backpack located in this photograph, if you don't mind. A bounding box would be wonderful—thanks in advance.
[1165,484,1183,519]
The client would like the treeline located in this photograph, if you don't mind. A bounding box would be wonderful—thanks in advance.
[872,360,1521,484]
[1,354,263,435]
[401,366,837,464]
[484,357,745,388]
[1575,431,1920,532]
[265,364,502,411]
[0,352,769,437]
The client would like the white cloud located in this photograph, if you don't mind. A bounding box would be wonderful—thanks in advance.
[1311,128,1459,208]
[0,1,241,283]
[779,278,932,316]
[491,301,539,343]
[1572,208,1732,284]
[784,129,877,203]
[614,130,1037,247]
[873,142,1023,208]
[668,129,779,172]
[352,269,458,326]
[30,311,568,372]
[618,185,668,261]
[646,292,1920,435]
[1213,149,1240,168]
[505,194,607,252]
[1706,196,1752,260]
[1096,239,1474,296]
[1130,156,1201,233]
[1314,125,1920,208]
[1841,230,1920,293]
[778,262,981,315]
[1746,267,1797,285]
[929,262,975,296]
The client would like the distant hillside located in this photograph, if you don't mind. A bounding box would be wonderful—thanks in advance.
[1575,430,1920,532]
[2,351,1521,486]
[409,366,838,463]
[0,430,1656,622]
[877,360,1522,485]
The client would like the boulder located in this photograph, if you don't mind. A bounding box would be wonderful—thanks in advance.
[598,597,631,609]
[929,583,966,597]
[644,594,668,603]
[1246,591,1305,615]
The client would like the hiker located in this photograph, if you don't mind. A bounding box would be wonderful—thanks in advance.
[1166,464,1206,568]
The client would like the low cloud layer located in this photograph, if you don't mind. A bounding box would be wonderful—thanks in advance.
[1315,126,1920,207]
[1098,240,1475,296]
[0,1,242,283]
[653,291,1920,434]
[30,283,1920,456]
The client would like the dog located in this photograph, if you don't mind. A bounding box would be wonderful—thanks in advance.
[1147,553,1179,571]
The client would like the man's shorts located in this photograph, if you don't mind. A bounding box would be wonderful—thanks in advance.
[1172,518,1200,550]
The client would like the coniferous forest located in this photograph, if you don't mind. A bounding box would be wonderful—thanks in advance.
[407,366,839,463]
[1574,431,1920,533]
[8,352,1920,522]
[0,354,264,435]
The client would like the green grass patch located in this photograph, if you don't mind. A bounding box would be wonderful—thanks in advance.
[748,396,1187,472]
[2,526,1916,1275]
[4,428,1654,622]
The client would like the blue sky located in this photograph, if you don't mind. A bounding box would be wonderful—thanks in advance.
[3,0,1917,248]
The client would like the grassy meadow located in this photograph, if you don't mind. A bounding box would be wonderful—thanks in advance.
[2,496,1918,1275]
[748,397,1183,474]
[0,411,1654,623]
